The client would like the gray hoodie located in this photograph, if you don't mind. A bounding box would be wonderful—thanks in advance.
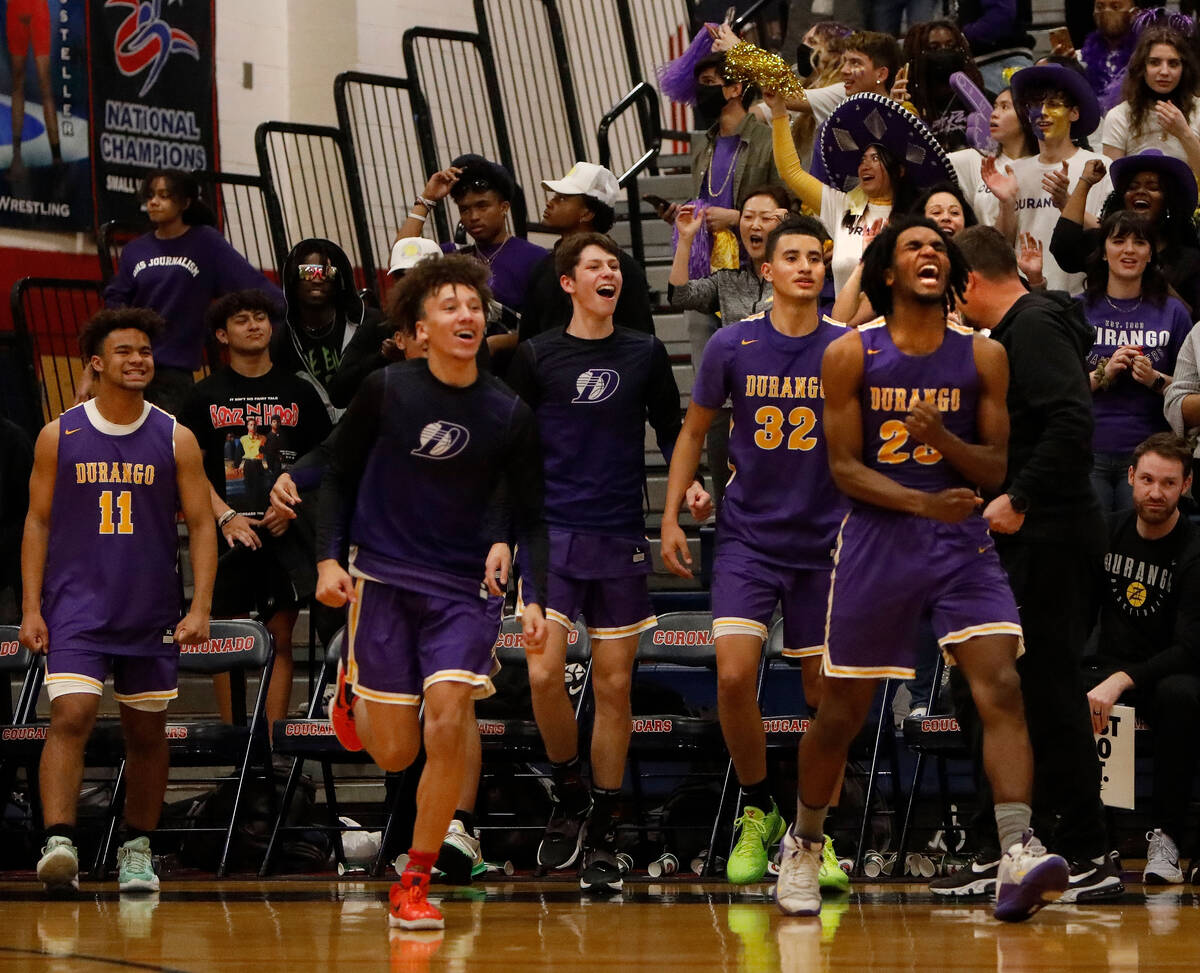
[668,267,773,324]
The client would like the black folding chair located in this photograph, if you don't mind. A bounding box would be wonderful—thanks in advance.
[0,627,43,809]
[262,630,393,877]
[91,619,276,878]
[895,654,968,864]
[473,615,591,845]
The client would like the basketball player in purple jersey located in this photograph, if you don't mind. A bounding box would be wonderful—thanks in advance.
[317,255,549,931]
[777,217,1068,923]
[19,308,216,893]
[507,232,698,894]
[661,216,851,889]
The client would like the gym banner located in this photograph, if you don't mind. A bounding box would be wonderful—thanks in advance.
[89,0,217,226]
[0,0,92,230]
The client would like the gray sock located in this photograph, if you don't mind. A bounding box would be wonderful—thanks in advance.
[795,800,829,843]
[994,801,1032,854]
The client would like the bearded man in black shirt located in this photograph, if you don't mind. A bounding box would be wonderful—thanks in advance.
[1086,432,1200,887]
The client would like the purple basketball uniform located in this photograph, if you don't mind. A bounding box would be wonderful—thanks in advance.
[691,312,848,655]
[42,400,182,705]
[507,327,681,638]
[824,321,1023,678]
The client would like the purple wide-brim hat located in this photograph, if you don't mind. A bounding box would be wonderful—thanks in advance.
[819,92,957,193]
[1109,149,1199,212]
[1009,63,1101,139]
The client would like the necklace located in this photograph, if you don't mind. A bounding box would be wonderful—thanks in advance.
[1105,293,1142,313]
[706,140,740,200]
[474,235,511,270]
[302,311,337,340]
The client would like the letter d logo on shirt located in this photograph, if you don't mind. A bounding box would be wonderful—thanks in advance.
[573,369,620,403]
[412,421,470,459]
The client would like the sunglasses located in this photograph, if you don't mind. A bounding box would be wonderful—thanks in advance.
[297,264,337,282]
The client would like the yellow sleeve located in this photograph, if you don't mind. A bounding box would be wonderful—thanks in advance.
[772,114,823,213]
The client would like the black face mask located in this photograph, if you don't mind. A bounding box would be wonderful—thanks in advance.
[796,43,814,78]
[924,49,967,81]
[695,82,730,118]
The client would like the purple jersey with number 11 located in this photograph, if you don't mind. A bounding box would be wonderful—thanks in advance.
[858,319,980,497]
[691,311,848,568]
[42,400,182,651]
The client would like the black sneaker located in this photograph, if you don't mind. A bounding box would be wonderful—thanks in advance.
[1058,853,1124,903]
[928,853,1000,897]
[579,842,623,894]
[537,799,591,871]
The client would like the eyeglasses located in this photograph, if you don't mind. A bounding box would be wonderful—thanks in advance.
[297,264,337,282]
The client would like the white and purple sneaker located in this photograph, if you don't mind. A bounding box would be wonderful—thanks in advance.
[994,830,1069,923]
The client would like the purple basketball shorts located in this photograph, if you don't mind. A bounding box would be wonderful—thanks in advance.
[824,507,1023,679]
[347,578,503,705]
[711,550,830,658]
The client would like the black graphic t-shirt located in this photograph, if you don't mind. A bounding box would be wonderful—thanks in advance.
[180,365,332,518]
[1095,510,1200,685]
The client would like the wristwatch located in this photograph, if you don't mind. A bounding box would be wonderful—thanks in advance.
[1006,492,1030,515]
[1152,374,1166,393]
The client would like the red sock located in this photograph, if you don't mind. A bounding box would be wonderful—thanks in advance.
[406,848,437,874]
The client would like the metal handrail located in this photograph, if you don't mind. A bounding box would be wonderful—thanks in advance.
[731,0,785,31]
[597,82,662,267]
[597,82,662,186]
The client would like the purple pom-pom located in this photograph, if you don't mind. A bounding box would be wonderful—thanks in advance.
[657,25,718,106]
[671,200,714,280]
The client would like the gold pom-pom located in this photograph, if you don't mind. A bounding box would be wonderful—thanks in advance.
[723,41,803,99]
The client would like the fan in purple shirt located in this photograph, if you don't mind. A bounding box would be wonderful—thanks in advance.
[98,169,284,415]
[1080,212,1191,512]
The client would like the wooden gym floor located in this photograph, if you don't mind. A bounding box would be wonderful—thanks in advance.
[0,877,1197,971]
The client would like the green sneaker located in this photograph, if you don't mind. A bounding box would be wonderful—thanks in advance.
[117,836,160,892]
[727,803,785,884]
[818,834,851,892]
[37,835,80,892]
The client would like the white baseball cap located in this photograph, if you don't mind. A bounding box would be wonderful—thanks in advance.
[541,162,621,208]
[388,236,444,276]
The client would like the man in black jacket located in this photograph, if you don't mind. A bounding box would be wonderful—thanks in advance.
[1086,433,1200,886]
[932,225,1121,901]
[517,163,655,341]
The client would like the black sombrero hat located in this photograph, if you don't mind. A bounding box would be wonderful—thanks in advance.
[819,92,957,194]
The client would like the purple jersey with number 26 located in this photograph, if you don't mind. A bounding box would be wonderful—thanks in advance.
[858,319,980,497]
[42,401,181,651]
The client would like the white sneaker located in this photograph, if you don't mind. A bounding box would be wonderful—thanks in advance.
[433,819,483,884]
[994,830,1068,922]
[775,826,823,917]
[37,835,80,892]
[1144,829,1184,885]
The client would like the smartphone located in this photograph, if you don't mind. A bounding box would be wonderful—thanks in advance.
[642,193,671,215]
[1049,26,1072,51]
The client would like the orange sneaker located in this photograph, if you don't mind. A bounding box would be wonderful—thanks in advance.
[328,659,363,752]
[389,871,444,930]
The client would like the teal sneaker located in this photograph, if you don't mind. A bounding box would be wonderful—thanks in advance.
[727,803,786,884]
[117,836,160,892]
[37,835,80,892]
[818,834,851,892]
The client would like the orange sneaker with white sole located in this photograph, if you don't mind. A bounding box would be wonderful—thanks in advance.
[328,659,363,752]
[389,871,444,930]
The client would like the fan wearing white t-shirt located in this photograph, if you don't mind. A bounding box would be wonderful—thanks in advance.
[985,86,1112,293]
[1100,30,1200,175]
[948,88,1038,226]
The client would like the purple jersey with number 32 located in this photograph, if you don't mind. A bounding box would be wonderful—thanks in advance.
[858,320,980,497]
[691,312,848,568]
[42,401,182,650]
